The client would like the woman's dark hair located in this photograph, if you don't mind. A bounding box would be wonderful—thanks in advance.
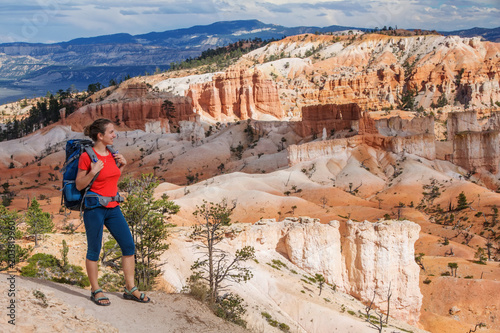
[83,118,113,141]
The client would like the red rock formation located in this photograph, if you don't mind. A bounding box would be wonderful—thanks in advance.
[249,35,500,111]
[64,97,193,132]
[122,83,148,99]
[301,65,405,111]
[63,84,194,132]
[452,130,500,173]
[290,104,435,163]
[187,68,282,120]
[358,112,378,135]
[296,103,362,137]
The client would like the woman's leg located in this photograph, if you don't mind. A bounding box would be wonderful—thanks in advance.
[83,207,110,304]
[105,207,149,301]
[122,255,135,290]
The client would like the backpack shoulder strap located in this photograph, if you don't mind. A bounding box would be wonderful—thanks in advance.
[83,145,98,163]
[82,145,100,191]
[106,145,121,166]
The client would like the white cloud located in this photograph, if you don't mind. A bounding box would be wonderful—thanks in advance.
[0,0,498,43]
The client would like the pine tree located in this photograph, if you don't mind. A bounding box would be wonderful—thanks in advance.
[474,247,487,264]
[0,205,29,270]
[25,198,54,247]
[447,262,458,277]
[190,199,255,303]
[456,192,469,210]
[119,173,180,290]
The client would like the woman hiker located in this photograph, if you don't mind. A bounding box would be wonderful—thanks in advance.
[76,118,150,306]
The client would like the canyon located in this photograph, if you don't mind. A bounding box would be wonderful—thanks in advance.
[1,32,500,333]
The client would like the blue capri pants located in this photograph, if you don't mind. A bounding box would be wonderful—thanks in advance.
[83,206,135,261]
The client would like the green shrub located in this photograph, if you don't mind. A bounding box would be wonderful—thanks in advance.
[98,272,125,292]
[33,290,48,308]
[279,322,290,332]
[213,293,247,328]
[268,319,279,327]
[21,253,89,287]
[262,311,290,331]
[185,275,210,303]
[261,312,272,319]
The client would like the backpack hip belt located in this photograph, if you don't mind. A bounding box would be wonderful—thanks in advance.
[84,192,125,209]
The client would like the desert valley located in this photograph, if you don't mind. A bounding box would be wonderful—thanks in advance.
[1,29,500,333]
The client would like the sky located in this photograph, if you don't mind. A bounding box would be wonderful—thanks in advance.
[0,0,499,44]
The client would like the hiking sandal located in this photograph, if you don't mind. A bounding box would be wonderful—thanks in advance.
[90,288,110,306]
[123,286,150,303]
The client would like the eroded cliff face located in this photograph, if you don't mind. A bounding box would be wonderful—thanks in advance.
[296,103,362,137]
[62,34,499,133]
[186,68,282,121]
[287,133,435,165]
[342,220,422,324]
[446,111,500,173]
[446,111,482,141]
[453,131,500,173]
[242,34,500,112]
[63,84,193,132]
[376,116,434,137]
[229,217,422,325]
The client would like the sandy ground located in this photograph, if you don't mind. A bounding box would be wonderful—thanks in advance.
[0,273,249,333]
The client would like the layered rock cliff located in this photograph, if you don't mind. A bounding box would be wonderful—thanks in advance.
[186,68,282,121]
[453,130,500,174]
[342,220,422,324]
[61,33,500,132]
[446,111,482,141]
[376,115,434,137]
[63,84,193,132]
[243,34,500,112]
[295,103,363,137]
[287,133,436,165]
[446,111,500,173]
[229,217,422,325]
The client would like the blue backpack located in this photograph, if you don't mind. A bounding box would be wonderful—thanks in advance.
[61,139,99,211]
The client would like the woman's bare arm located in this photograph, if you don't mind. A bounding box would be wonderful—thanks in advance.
[75,160,103,191]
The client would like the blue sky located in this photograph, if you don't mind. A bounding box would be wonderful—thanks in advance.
[1,0,498,44]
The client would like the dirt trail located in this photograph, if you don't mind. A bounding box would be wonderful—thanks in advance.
[0,273,248,333]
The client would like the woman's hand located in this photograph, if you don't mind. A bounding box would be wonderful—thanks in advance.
[113,153,127,167]
[90,160,104,175]
[75,160,103,191]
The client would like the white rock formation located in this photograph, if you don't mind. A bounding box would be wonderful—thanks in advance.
[342,220,422,324]
[228,217,422,325]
